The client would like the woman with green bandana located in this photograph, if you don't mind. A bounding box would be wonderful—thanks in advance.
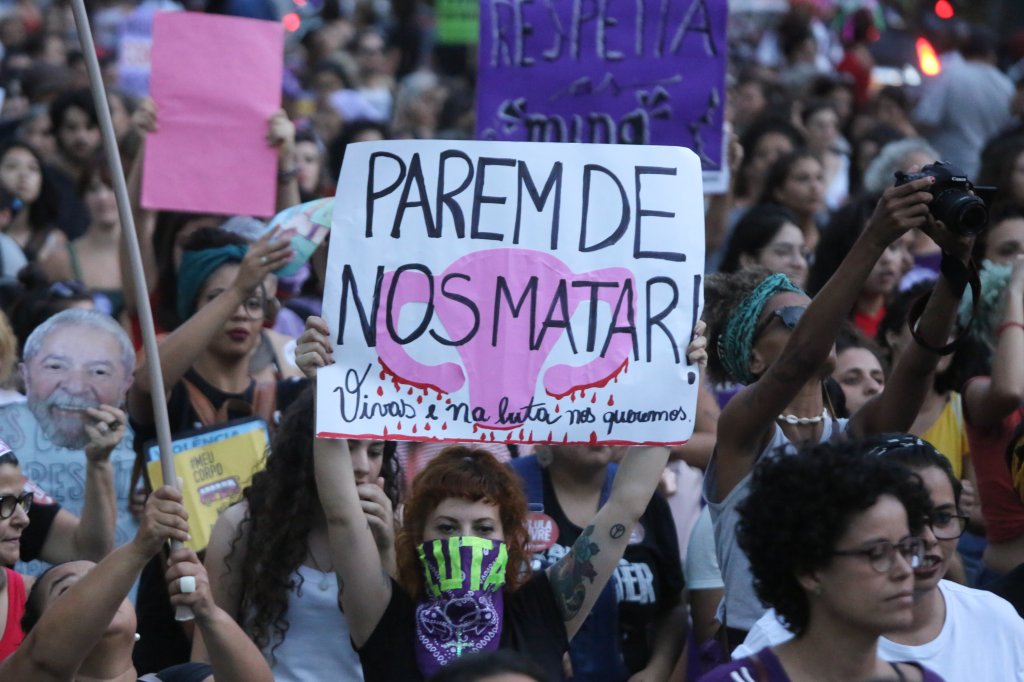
[128,226,295,439]
[294,314,709,681]
[125,226,302,672]
[701,174,972,651]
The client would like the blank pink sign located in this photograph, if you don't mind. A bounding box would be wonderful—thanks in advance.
[142,13,283,217]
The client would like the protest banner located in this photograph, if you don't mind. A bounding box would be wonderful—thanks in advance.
[475,0,728,189]
[142,13,283,217]
[146,418,269,552]
[316,139,704,446]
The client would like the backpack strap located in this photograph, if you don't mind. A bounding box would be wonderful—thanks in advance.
[251,381,278,428]
[182,378,219,428]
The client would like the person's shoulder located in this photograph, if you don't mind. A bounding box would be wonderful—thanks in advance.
[941,580,1024,627]
[215,499,250,529]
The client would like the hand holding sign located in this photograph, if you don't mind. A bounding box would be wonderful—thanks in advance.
[296,315,335,379]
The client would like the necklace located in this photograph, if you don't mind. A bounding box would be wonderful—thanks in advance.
[777,407,829,426]
[307,549,334,592]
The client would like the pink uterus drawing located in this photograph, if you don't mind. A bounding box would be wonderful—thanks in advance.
[375,248,635,429]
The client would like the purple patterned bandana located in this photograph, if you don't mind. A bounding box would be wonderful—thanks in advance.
[414,536,508,677]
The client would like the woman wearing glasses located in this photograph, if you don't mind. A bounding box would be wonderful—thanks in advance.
[701,440,942,682]
[128,226,295,442]
[126,226,301,672]
[734,436,1024,679]
[702,176,968,647]
[0,448,32,662]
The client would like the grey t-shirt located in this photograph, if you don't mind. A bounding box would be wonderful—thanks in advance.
[703,418,848,630]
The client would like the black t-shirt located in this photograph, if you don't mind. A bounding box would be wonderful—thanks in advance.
[21,497,60,563]
[534,468,685,678]
[130,369,307,465]
[358,573,569,682]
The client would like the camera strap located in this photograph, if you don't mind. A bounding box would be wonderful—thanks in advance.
[907,253,979,355]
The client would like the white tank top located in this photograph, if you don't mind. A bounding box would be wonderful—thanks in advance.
[257,564,364,681]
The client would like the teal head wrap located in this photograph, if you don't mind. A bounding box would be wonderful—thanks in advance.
[176,244,249,321]
[718,272,804,385]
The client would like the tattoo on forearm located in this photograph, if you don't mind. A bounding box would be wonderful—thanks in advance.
[550,524,601,622]
[609,524,625,539]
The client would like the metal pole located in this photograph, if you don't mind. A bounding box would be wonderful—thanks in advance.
[68,0,193,621]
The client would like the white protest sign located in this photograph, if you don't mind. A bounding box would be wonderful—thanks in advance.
[316,140,704,446]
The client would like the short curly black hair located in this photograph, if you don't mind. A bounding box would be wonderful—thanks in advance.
[703,265,774,384]
[736,438,931,637]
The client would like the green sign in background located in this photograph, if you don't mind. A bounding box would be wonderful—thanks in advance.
[437,0,479,45]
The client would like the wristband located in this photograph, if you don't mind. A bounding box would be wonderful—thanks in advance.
[940,252,969,297]
[277,167,298,183]
[997,321,1024,336]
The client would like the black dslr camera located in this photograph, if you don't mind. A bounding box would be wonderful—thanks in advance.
[894,161,994,235]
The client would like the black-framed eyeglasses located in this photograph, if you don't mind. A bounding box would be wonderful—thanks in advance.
[928,510,969,540]
[754,305,806,340]
[832,536,925,574]
[0,491,31,520]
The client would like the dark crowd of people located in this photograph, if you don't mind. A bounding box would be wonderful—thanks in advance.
[0,0,1022,681]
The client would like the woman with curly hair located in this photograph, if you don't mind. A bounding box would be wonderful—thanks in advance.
[295,315,705,681]
[702,176,968,646]
[701,439,941,681]
[733,435,1024,679]
[194,386,401,679]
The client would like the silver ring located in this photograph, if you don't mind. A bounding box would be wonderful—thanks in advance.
[179,576,196,594]
[97,422,109,432]
[260,255,268,265]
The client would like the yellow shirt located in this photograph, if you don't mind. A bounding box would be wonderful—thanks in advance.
[921,392,969,479]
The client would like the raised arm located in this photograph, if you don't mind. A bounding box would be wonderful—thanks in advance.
[547,325,706,640]
[298,315,393,647]
[704,129,742,255]
[714,178,935,495]
[0,486,190,682]
[853,221,974,437]
[547,444,670,640]
[269,110,300,212]
[166,546,273,682]
[128,229,291,421]
[38,406,126,563]
[191,501,250,664]
[121,96,160,319]
[964,257,1024,431]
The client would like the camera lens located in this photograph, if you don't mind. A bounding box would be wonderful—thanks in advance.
[934,192,988,235]
[954,198,988,235]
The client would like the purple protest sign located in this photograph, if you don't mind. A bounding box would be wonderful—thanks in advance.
[475,0,727,178]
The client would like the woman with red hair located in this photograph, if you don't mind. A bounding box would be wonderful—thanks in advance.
[295,315,707,681]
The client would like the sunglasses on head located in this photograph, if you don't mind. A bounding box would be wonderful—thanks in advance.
[754,305,806,340]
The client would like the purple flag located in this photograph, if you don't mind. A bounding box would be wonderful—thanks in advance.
[475,0,728,175]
